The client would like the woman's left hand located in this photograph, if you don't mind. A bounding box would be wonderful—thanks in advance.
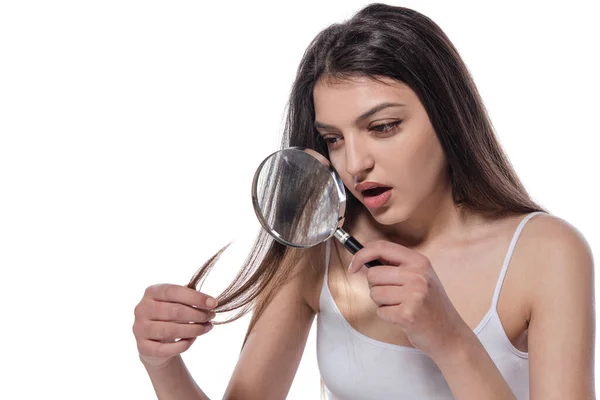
[349,240,472,360]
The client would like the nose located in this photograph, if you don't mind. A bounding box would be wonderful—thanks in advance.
[344,133,374,178]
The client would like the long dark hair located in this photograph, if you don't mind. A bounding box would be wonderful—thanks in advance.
[188,2,544,348]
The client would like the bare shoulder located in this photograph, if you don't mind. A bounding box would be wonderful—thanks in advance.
[264,244,326,314]
[507,212,594,322]
[518,213,596,396]
[519,214,594,316]
[520,213,593,265]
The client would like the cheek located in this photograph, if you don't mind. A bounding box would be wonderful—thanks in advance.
[404,132,446,187]
[420,132,446,171]
[330,153,348,179]
[378,128,445,192]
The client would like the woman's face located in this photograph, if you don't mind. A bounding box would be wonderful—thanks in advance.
[313,75,449,225]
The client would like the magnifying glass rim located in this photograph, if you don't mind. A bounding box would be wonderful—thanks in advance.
[251,146,347,248]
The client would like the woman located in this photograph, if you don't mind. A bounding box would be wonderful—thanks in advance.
[132,4,595,399]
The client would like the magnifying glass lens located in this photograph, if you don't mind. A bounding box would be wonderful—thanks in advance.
[251,147,382,267]
[252,148,341,247]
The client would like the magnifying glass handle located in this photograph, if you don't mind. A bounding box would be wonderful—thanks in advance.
[333,228,383,268]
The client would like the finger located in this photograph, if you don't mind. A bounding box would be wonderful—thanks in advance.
[146,284,218,310]
[369,285,404,306]
[145,301,216,324]
[366,266,419,288]
[376,304,407,325]
[349,240,423,274]
[141,320,214,342]
[138,337,197,359]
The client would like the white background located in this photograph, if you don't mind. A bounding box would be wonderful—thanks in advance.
[1,1,598,399]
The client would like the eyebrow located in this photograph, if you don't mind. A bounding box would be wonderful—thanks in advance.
[314,102,406,130]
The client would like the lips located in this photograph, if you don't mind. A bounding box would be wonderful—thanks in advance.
[355,181,392,194]
[354,181,393,209]
[362,186,390,196]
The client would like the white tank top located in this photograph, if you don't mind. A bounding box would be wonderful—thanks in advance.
[316,212,545,399]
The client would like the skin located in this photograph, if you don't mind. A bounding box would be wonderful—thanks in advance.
[310,75,595,398]
[312,74,516,355]
[314,75,454,243]
[133,74,595,399]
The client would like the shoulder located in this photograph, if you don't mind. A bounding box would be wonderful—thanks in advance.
[517,213,596,395]
[518,212,594,311]
[519,213,593,264]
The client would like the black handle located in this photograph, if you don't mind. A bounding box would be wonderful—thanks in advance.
[343,235,383,268]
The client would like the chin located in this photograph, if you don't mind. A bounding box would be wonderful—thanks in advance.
[366,203,411,226]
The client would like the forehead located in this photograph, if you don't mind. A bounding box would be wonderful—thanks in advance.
[313,75,415,118]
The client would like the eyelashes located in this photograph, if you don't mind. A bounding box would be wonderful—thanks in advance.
[369,120,403,133]
[318,120,403,149]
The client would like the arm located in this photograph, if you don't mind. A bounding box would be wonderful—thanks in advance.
[136,253,317,400]
[435,216,596,399]
[223,258,317,399]
[527,217,595,399]
[134,283,218,400]
[143,355,210,400]
[433,331,518,399]
[141,272,315,400]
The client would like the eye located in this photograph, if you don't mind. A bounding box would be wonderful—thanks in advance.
[369,120,402,133]
[316,134,343,150]
[323,135,343,149]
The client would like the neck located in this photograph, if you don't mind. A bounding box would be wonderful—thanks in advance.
[348,190,491,251]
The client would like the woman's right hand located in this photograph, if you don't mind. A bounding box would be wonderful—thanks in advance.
[133,283,218,368]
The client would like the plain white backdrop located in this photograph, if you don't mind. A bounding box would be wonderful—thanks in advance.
[1,1,598,398]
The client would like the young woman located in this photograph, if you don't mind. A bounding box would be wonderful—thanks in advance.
[132,4,595,399]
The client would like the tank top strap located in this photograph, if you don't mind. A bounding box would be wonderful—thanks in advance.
[491,211,547,310]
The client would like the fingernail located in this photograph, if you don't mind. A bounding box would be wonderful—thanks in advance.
[348,257,354,272]
[206,297,218,308]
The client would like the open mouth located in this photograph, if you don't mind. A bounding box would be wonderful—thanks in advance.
[362,187,391,197]
[360,186,393,209]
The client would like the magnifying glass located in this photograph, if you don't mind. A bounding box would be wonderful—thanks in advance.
[251,147,382,268]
